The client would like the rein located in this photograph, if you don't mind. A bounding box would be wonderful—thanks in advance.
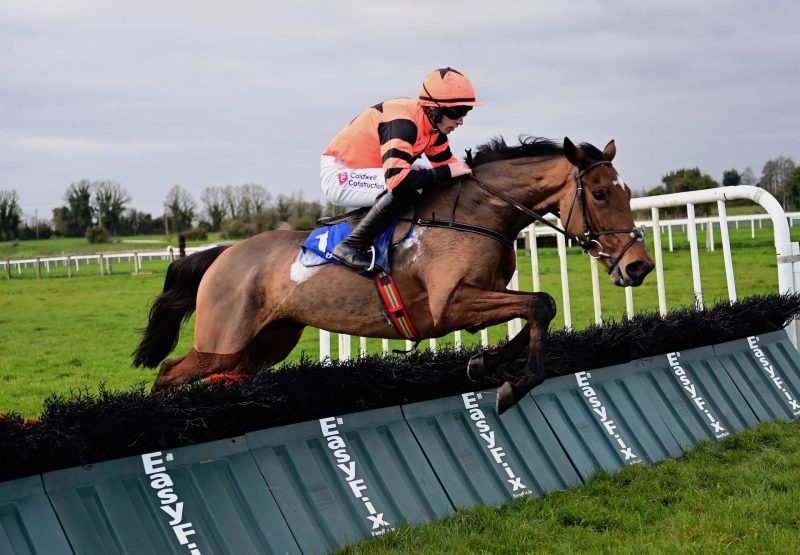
[420,159,643,279]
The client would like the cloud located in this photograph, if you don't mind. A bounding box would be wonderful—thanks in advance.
[1,0,798,218]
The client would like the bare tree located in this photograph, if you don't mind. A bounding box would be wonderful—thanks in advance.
[241,183,271,215]
[740,166,757,186]
[165,185,197,232]
[0,189,22,240]
[201,186,226,231]
[222,185,242,220]
[760,156,796,208]
[93,180,131,234]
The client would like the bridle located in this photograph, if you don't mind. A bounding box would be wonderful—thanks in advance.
[464,160,645,280]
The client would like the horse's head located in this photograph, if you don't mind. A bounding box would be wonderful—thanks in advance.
[560,137,654,287]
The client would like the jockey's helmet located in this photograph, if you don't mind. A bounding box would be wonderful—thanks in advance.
[419,68,482,108]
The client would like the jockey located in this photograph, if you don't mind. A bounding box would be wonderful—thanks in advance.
[320,67,481,273]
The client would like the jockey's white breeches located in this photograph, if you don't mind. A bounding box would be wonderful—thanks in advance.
[320,155,386,209]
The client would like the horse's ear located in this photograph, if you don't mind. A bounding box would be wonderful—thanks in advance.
[603,139,616,162]
[563,137,584,167]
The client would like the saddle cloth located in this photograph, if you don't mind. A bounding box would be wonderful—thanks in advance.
[299,221,400,274]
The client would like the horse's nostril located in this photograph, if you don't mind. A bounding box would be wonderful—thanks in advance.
[626,260,654,281]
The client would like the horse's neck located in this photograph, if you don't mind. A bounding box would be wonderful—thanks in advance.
[433,157,572,232]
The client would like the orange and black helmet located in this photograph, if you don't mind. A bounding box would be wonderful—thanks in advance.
[419,68,482,107]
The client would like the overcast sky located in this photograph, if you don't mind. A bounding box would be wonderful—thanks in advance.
[2,1,798,221]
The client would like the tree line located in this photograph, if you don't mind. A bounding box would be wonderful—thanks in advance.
[1,154,798,242]
[642,156,799,215]
[0,181,336,242]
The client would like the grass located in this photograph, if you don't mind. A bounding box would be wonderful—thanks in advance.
[2,226,800,553]
[338,419,800,554]
[0,225,796,418]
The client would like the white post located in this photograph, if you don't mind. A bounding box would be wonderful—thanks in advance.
[320,329,331,362]
[717,200,737,301]
[668,224,673,252]
[507,270,522,337]
[429,338,437,352]
[528,225,540,292]
[590,257,602,325]
[339,334,351,361]
[556,232,571,329]
[381,339,389,354]
[686,204,704,309]
[706,219,715,252]
[651,207,667,316]
[625,287,634,320]
[480,329,489,347]
[360,337,367,358]
[454,330,462,349]
[751,219,756,238]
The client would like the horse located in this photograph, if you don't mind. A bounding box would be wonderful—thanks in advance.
[133,136,654,414]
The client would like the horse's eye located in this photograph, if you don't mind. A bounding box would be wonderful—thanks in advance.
[592,189,607,201]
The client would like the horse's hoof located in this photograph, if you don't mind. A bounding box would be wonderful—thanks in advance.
[467,353,486,381]
[496,381,517,415]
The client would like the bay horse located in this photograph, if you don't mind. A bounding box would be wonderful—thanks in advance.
[133,136,654,413]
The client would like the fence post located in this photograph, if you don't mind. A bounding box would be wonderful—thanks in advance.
[35,257,41,278]
[5,259,9,280]
[99,254,104,276]
[66,256,72,278]
[134,251,140,275]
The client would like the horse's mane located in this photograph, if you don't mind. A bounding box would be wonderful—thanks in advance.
[470,135,604,166]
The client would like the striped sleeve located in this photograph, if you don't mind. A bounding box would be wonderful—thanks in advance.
[378,119,450,191]
[425,132,457,167]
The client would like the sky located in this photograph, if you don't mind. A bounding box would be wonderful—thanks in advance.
[2,0,798,222]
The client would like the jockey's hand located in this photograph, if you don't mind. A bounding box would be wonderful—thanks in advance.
[448,160,473,178]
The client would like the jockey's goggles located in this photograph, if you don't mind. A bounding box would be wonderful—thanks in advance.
[441,105,472,119]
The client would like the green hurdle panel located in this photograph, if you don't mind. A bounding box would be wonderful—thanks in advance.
[43,437,300,555]
[634,346,759,449]
[402,390,580,508]
[714,330,800,422]
[0,475,73,555]
[245,405,452,555]
[533,364,684,480]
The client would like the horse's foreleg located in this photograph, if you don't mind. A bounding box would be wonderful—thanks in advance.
[430,287,556,414]
[467,323,531,380]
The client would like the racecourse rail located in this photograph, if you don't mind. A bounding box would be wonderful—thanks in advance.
[3,186,800,350]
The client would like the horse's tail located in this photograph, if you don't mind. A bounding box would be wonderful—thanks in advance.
[132,245,231,368]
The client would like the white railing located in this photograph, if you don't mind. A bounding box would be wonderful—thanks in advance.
[0,244,221,276]
[322,186,800,359]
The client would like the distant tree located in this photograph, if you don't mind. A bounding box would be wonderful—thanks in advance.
[722,169,741,187]
[164,185,197,232]
[656,168,719,216]
[759,156,796,208]
[118,208,161,235]
[222,185,242,220]
[54,180,94,237]
[201,186,226,231]
[783,167,800,211]
[276,195,292,222]
[740,166,757,186]
[0,189,22,240]
[92,180,131,235]
[660,168,719,194]
[241,183,271,217]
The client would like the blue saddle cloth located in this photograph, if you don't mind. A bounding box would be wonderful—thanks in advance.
[300,221,400,274]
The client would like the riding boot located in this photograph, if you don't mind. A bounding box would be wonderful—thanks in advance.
[331,191,407,274]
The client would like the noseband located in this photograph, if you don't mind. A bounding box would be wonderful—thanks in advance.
[466,160,644,281]
[562,160,645,281]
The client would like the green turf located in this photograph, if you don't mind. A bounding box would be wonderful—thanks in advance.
[0,225,795,418]
[338,420,800,554]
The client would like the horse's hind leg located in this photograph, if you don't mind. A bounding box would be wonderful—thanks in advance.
[151,349,251,392]
[247,319,306,368]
